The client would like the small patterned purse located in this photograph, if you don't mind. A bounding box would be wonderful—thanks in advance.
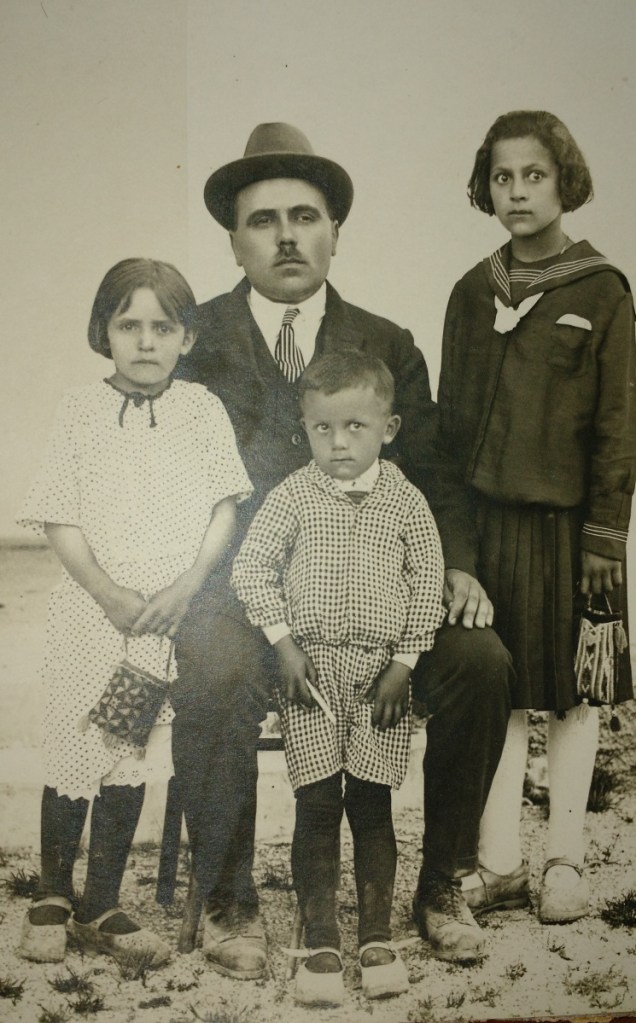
[574,594,627,706]
[82,641,173,750]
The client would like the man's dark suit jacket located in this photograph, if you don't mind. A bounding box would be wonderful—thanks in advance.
[177,277,442,559]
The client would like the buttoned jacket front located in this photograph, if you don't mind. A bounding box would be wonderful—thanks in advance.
[232,460,445,657]
[178,279,440,554]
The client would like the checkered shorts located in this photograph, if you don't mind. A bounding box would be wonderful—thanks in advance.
[276,642,412,793]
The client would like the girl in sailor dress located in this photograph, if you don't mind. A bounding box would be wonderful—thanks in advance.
[435,111,635,924]
[17,258,252,965]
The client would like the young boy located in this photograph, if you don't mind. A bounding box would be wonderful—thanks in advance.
[231,349,445,1006]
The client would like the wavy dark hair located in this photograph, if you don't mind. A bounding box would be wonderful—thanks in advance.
[88,258,198,359]
[298,348,395,411]
[467,110,593,215]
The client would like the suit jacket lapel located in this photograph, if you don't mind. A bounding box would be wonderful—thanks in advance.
[222,278,278,395]
[316,282,367,355]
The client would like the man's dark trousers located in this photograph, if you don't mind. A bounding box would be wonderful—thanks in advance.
[413,621,514,877]
[171,582,271,914]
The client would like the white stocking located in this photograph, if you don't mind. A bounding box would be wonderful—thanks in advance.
[546,706,598,868]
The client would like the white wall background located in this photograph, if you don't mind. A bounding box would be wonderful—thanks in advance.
[2,0,635,616]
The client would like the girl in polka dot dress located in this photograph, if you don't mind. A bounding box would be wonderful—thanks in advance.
[17,259,252,966]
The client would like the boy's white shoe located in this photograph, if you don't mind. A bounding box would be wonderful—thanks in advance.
[294,947,345,1006]
[360,941,409,999]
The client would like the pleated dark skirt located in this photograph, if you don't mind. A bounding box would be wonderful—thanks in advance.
[475,496,633,713]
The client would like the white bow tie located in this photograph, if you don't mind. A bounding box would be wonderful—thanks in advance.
[494,292,544,334]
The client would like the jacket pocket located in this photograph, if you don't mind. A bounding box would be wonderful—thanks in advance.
[547,323,591,374]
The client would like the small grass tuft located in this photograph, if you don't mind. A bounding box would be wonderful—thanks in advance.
[471,984,500,1007]
[139,995,171,1008]
[39,1005,72,1023]
[600,889,636,928]
[446,990,466,1009]
[505,961,527,981]
[564,966,628,1010]
[49,967,94,996]
[445,953,485,971]
[0,975,25,1003]
[3,867,40,898]
[188,1000,251,1022]
[68,993,105,1015]
[547,937,572,960]
[166,978,199,992]
[114,949,159,983]
[407,997,434,1021]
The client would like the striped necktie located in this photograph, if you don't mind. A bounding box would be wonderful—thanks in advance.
[275,306,303,381]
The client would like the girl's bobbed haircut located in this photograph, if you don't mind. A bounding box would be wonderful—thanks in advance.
[88,258,198,359]
[298,348,395,411]
[467,110,594,215]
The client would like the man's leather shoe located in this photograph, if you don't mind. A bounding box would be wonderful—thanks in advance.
[462,862,529,916]
[412,869,485,962]
[203,905,268,979]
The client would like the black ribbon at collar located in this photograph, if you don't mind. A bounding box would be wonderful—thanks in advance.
[104,377,173,428]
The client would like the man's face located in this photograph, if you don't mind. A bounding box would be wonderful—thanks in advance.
[230,178,339,303]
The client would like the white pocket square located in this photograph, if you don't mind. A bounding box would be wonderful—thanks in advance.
[556,314,592,330]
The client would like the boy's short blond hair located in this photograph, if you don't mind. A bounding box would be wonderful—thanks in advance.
[298,348,395,411]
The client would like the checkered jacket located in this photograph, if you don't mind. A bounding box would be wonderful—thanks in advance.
[232,460,445,655]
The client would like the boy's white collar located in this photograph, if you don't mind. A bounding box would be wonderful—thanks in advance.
[331,459,380,492]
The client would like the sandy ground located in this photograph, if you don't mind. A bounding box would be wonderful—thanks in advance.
[1,542,636,1023]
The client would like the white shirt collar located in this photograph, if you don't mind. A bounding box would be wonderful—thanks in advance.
[248,283,327,357]
[332,459,381,493]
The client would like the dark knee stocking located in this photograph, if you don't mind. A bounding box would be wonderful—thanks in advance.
[75,783,144,926]
[33,786,89,920]
[344,773,396,946]
[292,773,343,949]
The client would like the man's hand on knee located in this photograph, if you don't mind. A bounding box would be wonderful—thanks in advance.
[444,569,494,629]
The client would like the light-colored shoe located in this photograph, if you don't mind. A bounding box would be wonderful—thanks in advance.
[413,870,485,961]
[19,896,72,963]
[295,947,345,1006]
[538,858,589,924]
[68,907,171,966]
[463,862,530,916]
[360,941,409,999]
[203,905,268,980]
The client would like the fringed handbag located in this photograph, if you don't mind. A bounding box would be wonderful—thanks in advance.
[80,640,173,751]
[574,593,627,719]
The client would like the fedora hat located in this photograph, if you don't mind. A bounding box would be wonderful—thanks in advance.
[204,122,354,230]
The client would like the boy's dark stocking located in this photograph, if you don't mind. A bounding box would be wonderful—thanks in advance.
[292,773,343,953]
[344,773,396,949]
[30,785,89,924]
[75,783,144,934]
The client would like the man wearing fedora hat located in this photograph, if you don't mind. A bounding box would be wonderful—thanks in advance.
[173,123,513,977]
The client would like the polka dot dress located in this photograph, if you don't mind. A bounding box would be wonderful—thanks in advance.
[19,379,252,800]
